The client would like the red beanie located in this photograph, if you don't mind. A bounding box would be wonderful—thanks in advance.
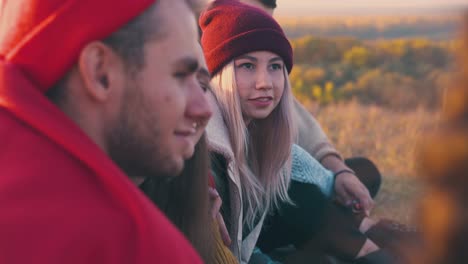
[199,0,293,76]
[0,0,155,93]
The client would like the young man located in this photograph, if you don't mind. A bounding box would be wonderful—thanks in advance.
[239,0,375,215]
[0,0,211,263]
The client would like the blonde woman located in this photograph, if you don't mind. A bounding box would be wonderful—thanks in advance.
[197,1,419,263]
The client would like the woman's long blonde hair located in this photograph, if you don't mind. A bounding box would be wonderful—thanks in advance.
[211,61,296,228]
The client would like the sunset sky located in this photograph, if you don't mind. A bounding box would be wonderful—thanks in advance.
[275,0,468,16]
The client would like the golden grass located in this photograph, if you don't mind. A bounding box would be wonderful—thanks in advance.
[310,101,439,223]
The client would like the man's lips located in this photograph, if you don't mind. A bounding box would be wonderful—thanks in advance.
[174,128,196,137]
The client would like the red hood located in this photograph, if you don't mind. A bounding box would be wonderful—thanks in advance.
[0,60,202,263]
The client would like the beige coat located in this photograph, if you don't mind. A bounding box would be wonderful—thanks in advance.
[293,98,341,161]
[206,92,267,264]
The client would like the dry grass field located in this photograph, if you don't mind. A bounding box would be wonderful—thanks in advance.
[281,12,457,226]
[309,101,439,224]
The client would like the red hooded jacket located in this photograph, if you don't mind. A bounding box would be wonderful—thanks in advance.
[0,0,203,263]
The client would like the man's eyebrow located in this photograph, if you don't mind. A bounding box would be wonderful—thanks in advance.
[175,57,199,73]
[197,67,211,79]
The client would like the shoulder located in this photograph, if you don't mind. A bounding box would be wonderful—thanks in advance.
[206,91,235,159]
[0,143,200,262]
[0,176,201,264]
[0,103,201,264]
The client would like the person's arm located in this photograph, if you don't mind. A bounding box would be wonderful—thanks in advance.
[293,99,373,214]
[321,154,374,215]
[210,154,233,247]
[209,184,232,247]
[290,144,335,197]
[293,98,341,161]
[248,247,282,264]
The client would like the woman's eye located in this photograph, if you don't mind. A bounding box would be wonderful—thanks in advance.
[239,63,255,70]
[271,63,283,70]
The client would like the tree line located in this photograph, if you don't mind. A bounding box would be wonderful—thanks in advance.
[279,15,460,40]
[289,35,456,110]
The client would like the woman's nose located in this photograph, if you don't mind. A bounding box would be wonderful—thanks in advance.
[255,68,273,90]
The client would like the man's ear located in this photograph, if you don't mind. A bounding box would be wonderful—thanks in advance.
[77,41,125,102]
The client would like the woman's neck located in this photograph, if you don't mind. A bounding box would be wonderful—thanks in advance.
[243,115,251,126]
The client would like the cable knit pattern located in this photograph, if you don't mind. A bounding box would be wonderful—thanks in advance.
[291,144,335,196]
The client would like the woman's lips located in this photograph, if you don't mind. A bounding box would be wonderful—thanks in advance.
[249,96,273,107]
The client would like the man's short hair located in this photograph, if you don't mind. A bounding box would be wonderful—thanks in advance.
[258,0,276,9]
[100,0,204,72]
[46,3,158,102]
[47,0,202,103]
[102,3,159,73]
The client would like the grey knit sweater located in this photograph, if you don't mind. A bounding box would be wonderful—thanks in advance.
[291,144,335,197]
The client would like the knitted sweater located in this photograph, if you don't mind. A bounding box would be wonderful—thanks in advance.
[291,144,335,197]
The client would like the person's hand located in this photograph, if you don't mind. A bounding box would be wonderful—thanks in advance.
[334,172,374,216]
[209,187,231,246]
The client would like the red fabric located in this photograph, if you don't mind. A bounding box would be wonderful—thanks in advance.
[0,0,154,92]
[208,171,216,188]
[199,0,293,76]
[0,61,203,263]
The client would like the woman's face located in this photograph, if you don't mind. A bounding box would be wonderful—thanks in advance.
[234,51,285,124]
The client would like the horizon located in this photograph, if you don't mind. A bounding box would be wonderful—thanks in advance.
[275,0,468,16]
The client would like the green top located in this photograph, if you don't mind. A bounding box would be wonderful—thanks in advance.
[211,153,278,264]
[210,152,232,234]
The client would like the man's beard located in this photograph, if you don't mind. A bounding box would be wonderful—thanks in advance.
[106,83,182,180]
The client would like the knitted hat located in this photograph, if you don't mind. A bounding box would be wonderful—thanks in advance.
[199,0,293,76]
[0,0,155,93]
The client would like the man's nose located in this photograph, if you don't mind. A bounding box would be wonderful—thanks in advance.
[186,81,213,123]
